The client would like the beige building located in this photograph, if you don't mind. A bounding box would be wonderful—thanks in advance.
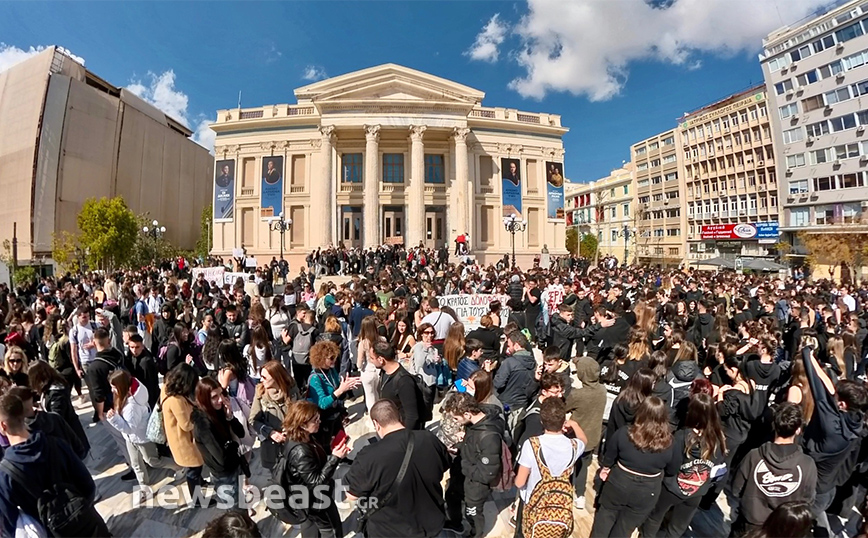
[565,164,636,262]
[209,64,569,268]
[680,86,780,264]
[631,130,686,266]
[0,47,214,265]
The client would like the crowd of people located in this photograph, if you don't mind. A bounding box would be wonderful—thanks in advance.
[0,250,866,538]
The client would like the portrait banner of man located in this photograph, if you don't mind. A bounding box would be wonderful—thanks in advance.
[501,157,522,219]
[261,156,284,219]
[214,159,235,222]
[546,161,565,220]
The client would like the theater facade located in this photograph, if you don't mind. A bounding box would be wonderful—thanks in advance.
[210,64,568,268]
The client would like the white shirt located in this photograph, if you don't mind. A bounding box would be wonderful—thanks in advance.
[421,310,456,340]
[517,434,583,503]
[842,294,856,313]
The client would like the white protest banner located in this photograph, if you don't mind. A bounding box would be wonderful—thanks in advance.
[543,285,565,314]
[224,272,262,285]
[436,294,511,332]
[191,266,225,285]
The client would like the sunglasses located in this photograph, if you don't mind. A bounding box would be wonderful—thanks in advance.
[423,331,435,335]
[8,359,23,364]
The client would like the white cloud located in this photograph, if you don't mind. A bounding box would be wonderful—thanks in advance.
[192,116,216,153]
[301,65,328,81]
[466,14,509,63]
[0,43,84,73]
[125,70,214,152]
[126,70,189,125]
[508,0,837,101]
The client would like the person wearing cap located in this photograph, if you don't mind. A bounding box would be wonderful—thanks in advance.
[95,307,124,354]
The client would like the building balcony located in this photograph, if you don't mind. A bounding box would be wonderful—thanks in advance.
[217,104,317,123]
[288,185,305,194]
[424,184,447,195]
[381,183,405,193]
[339,183,363,193]
[467,106,564,129]
[240,187,256,197]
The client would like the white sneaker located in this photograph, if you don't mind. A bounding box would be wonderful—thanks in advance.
[574,496,585,510]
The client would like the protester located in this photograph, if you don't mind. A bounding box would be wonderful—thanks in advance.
[372,341,424,430]
[249,360,297,472]
[307,341,359,448]
[162,363,204,501]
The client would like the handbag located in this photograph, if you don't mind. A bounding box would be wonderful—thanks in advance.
[356,433,415,536]
[146,397,167,445]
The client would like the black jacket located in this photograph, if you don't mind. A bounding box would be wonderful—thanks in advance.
[192,409,245,477]
[550,314,587,361]
[733,441,817,526]
[26,410,88,460]
[594,317,631,362]
[283,440,340,503]
[41,383,90,455]
[460,409,504,487]
[224,320,250,350]
[493,350,537,410]
[87,348,124,407]
[378,365,422,430]
[129,349,160,410]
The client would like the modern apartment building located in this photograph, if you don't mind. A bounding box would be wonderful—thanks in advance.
[762,0,868,251]
[564,164,635,262]
[680,85,781,264]
[631,130,686,267]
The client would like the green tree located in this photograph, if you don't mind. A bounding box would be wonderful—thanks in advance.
[195,204,213,259]
[51,231,82,274]
[565,227,579,256]
[579,234,598,259]
[77,197,139,270]
[12,266,37,288]
[127,214,182,269]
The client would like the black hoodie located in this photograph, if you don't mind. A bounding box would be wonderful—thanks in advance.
[664,429,726,500]
[26,410,88,460]
[744,358,781,402]
[86,347,124,408]
[460,408,505,487]
[732,441,817,526]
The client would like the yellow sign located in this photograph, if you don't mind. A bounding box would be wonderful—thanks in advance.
[681,92,765,129]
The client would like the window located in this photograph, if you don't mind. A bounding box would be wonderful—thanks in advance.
[650,159,661,167]
[789,179,809,194]
[610,207,617,219]
[424,154,444,184]
[842,172,865,188]
[844,50,868,70]
[812,35,835,52]
[663,154,677,164]
[779,103,799,119]
[786,153,806,168]
[635,146,647,156]
[649,142,659,150]
[665,172,678,181]
[830,114,857,132]
[806,121,829,137]
[825,87,851,105]
[341,153,362,183]
[654,229,664,237]
[652,176,662,185]
[834,143,861,159]
[774,79,794,95]
[611,230,618,243]
[637,163,648,171]
[853,78,868,97]
[638,179,649,187]
[816,206,835,225]
[802,95,824,112]
[769,55,791,72]
[623,185,629,195]
[669,248,679,256]
[810,148,831,164]
[382,154,404,183]
[667,229,680,237]
[836,22,864,43]
[662,136,675,146]
[819,60,844,79]
[652,193,663,202]
[783,127,804,143]
[797,70,819,86]
[623,203,630,217]
[790,208,810,227]
[814,176,835,191]
[666,190,679,200]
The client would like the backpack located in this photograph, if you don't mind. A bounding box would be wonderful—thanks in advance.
[268,440,308,525]
[512,405,540,447]
[483,431,515,491]
[0,440,110,538]
[48,338,71,372]
[521,436,577,538]
[291,324,315,365]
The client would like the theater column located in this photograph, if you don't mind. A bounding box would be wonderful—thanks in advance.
[408,125,427,248]
[364,125,381,248]
[318,125,336,247]
[452,127,471,242]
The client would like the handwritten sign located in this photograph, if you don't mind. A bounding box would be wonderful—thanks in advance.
[191,267,225,285]
[437,294,511,331]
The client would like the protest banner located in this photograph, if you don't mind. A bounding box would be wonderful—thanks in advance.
[191,266,225,285]
[436,294,511,332]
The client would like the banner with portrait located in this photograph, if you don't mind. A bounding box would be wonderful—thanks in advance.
[545,161,565,221]
[261,155,284,219]
[214,159,235,222]
[501,158,522,219]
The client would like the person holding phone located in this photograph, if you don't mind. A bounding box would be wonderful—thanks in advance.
[308,341,361,448]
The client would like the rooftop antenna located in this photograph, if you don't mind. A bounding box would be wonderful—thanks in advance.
[237,91,242,109]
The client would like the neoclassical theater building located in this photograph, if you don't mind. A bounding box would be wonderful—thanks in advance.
[210,64,569,267]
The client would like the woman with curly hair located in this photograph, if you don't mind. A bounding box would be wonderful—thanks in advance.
[307,341,360,448]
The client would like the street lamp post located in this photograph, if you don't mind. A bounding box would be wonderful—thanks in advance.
[268,212,293,261]
[616,225,637,266]
[502,213,527,270]
[142,219,166,265]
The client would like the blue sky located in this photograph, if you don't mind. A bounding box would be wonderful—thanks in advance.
[0,0,842,182]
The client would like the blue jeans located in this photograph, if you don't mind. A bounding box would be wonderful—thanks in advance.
[212,471,240,508]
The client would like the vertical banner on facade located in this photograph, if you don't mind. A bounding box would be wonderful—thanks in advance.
[501,158,522,219]
[545,161,565,220]
[214,159,235,222]
[261,155,284,219]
